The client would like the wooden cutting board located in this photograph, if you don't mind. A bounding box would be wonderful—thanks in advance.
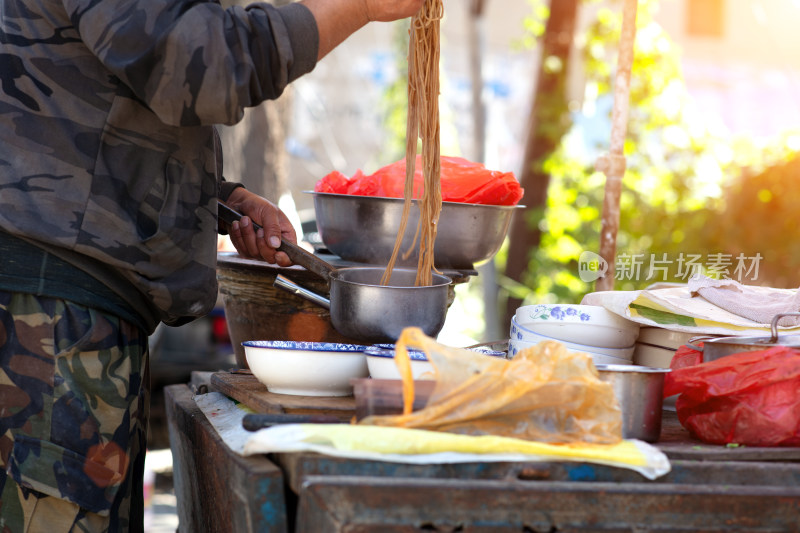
[209,371,356,422]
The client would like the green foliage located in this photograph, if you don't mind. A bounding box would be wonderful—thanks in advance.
[514,0,800,306]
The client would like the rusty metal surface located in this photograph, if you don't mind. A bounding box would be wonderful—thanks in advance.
[275,453,800,532]
[295,474,800,532]
[275,453,800,495]
[165,385,289,533]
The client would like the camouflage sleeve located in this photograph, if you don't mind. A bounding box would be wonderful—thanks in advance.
[62,0,319,127]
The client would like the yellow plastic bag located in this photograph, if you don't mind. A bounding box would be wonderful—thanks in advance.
[359,327,623,445]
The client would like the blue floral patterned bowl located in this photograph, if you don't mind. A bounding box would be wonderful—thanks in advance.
[509,316,635,359]
[514,304,639,349]
[242,341,369,396]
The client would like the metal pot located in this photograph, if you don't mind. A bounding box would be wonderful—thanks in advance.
[688,313,800,363]
[311,191,523,269]
[218,203,452,343]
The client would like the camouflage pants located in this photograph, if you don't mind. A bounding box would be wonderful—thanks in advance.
[0,292,149,532]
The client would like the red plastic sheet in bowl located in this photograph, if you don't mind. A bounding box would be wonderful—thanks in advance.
[664,345,800,446]
[314,156,524,206]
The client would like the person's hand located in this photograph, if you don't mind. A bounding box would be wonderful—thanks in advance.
[364,0,426,22]
[302,0,426,60]
[222,188,297,267]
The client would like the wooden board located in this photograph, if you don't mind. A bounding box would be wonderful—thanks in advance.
[208,372,800,461]
[209,371,356,422]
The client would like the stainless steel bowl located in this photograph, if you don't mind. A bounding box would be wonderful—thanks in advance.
[309,191,524,269]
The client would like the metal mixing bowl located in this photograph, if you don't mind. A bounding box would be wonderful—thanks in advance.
[309,192,523,269]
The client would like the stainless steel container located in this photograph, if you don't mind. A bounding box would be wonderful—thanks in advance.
[310,191,522,269]
[688,313,800,362]
[596,364,671,442]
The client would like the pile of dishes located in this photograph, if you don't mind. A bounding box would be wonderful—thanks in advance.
[632,327,695,369]
[509,304,640,365]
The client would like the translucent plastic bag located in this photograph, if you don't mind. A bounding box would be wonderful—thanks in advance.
[359,328,623,444]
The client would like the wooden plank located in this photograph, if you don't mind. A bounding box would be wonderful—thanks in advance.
[351,378,436,419]
[164,384,289,533]
[295,474,800,532]
[656,410,800,462]
[209,371,356,421]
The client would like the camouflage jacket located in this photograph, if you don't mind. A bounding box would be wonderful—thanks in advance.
[0,0,318,327]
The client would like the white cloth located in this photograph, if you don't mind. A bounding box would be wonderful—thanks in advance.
[688,276,800,327]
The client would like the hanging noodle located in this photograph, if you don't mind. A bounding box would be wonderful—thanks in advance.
[381,0,444,288]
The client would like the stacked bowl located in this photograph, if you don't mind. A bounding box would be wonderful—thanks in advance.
[632,327,695,369]
[631,327,695,412]
[365,343,507,381]
[509,304,640,365]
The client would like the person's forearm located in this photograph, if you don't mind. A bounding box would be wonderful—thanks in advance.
[300,0,370,61]
[300,0,425,61]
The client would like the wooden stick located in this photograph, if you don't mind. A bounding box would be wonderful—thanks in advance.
[596,0,638,291]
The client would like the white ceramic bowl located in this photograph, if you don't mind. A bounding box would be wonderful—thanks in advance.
[365,344,506,381]
[514,304,639,349]
[242,341,369,396]
[632,342,676,369]
[366,347,436,380]
[510,316,634,360]
[636,327,694,350]
[507,338,634,366]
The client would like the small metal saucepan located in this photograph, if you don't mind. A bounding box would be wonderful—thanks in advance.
[217,202,452,343]
[688,312,800,362]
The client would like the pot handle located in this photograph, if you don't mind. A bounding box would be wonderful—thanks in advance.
[769,312,800,342]
[217,201,336,281]
[686,335,717,351]
[274,274,331,310]
[276,239,337,282]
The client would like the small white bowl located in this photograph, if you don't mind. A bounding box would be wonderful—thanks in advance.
[242,340,369,396]
[632,342,676,369]
[636,327,694,350]
[366,348,436,380]
[514,304,639,349]
[507,338,633,366]
[510,316,634,360]
[365,344,506,381]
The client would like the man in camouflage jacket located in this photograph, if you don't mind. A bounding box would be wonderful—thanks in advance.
[0,0,424,530]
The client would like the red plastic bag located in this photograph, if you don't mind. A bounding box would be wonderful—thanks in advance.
[668,342,703,371]
[314,155,524,206]
[664,345,800,446]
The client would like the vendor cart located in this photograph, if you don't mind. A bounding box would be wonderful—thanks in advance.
[165,371,800,533]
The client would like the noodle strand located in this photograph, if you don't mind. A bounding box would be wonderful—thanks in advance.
[381,0,444,287]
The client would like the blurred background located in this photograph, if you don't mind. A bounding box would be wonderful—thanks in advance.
[150,0,800,438]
